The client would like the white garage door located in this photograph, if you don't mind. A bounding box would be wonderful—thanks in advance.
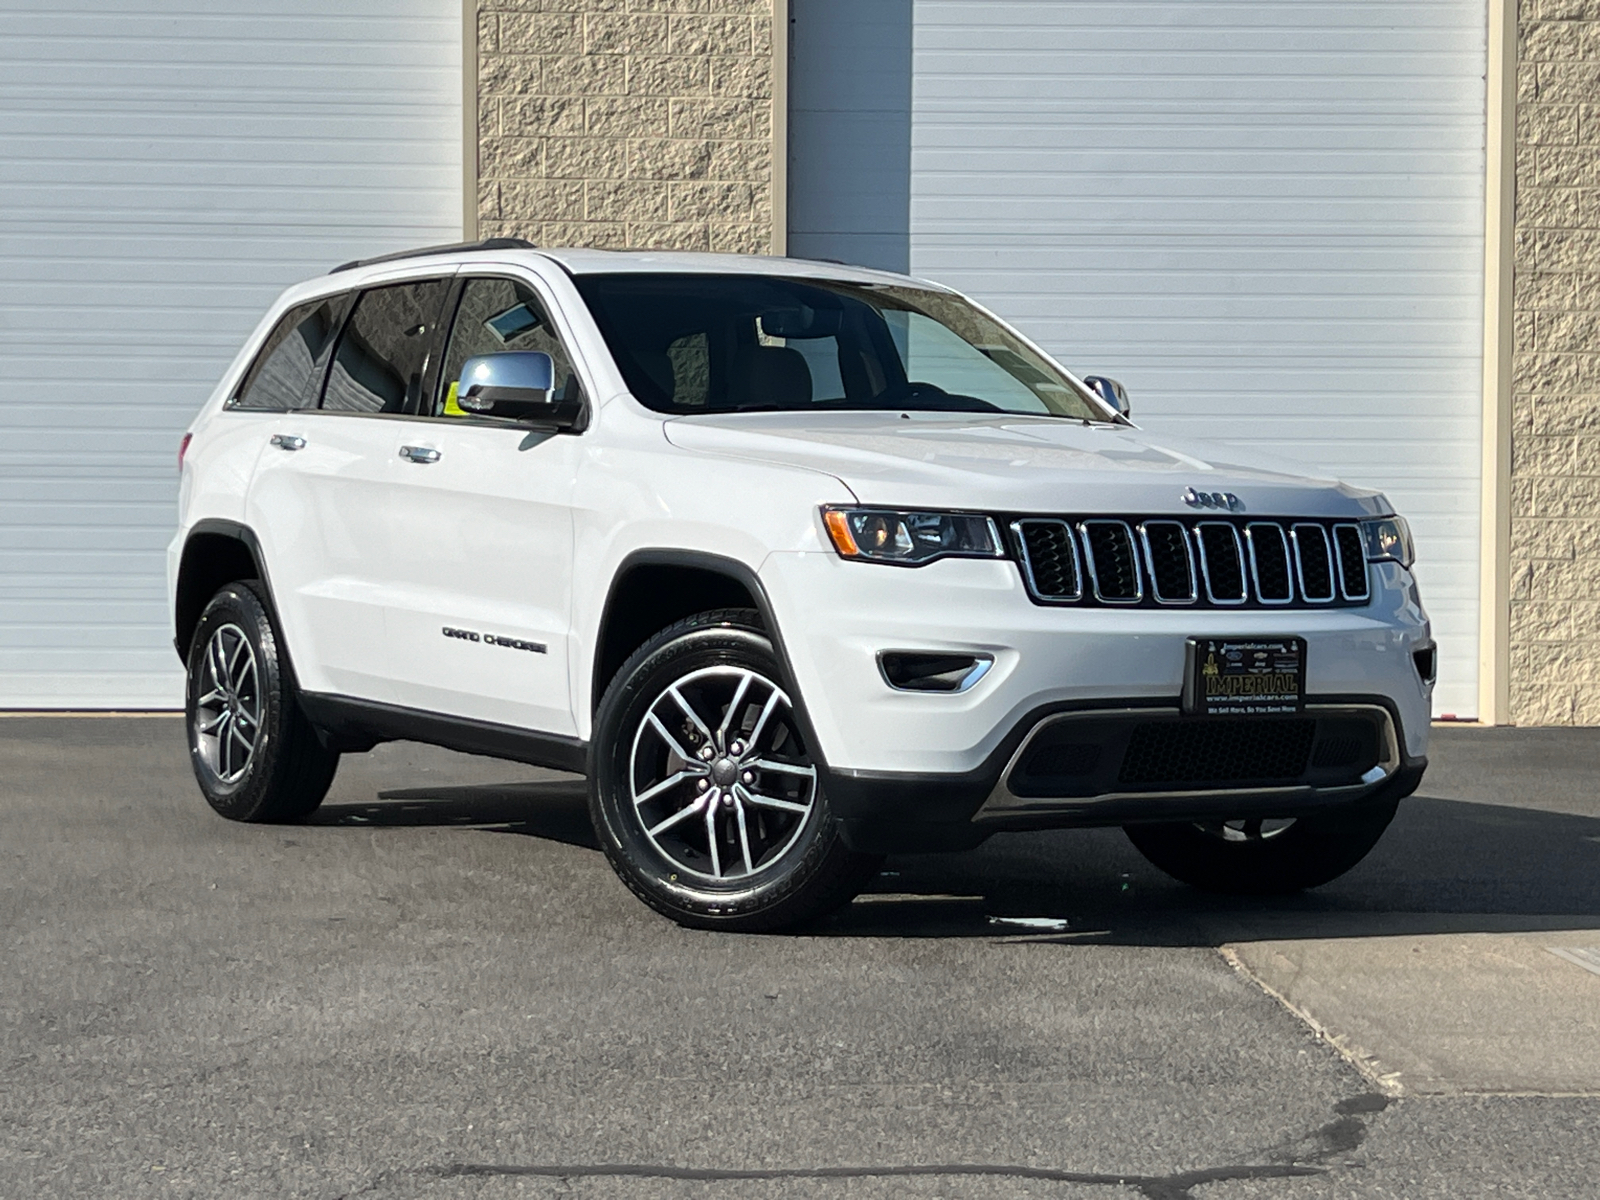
[909,1,1486,718]
[0,1,461,708]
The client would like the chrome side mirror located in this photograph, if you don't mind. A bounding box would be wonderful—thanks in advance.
[457,351,578,426]
[1083,375,1131,418]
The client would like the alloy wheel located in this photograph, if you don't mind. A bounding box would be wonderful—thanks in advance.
[1195,817,1297,843]
[628,665,817,882]
[193,622,263,784]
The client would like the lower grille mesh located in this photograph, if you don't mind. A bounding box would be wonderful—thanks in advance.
[1119,720,1317,786]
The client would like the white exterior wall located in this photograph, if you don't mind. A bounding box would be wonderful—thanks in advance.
[909,0,1486,719]
[0,1,461,707]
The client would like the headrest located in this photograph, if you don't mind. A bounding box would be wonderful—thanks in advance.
[731,345,812,408]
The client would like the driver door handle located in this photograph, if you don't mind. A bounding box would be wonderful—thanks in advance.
[399,445,440,464]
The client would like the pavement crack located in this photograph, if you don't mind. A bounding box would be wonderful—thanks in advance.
[426,1160,1325,1197]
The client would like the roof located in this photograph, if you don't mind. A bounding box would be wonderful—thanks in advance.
[532,247,934,288]
[325,238,939,290]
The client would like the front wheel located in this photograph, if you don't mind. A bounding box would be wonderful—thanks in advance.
[589,609,881,932]
[1123,796,1400,895]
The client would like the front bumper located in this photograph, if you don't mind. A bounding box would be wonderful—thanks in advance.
[821,696,1426,852]
[757,550,1433,851]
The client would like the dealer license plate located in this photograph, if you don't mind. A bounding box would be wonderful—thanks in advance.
[1183,637,1305,716]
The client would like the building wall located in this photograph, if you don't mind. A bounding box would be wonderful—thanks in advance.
[1511,0,1600,724]
[474,0,777,254]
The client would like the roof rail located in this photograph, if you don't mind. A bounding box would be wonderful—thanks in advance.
[329,237,537,274]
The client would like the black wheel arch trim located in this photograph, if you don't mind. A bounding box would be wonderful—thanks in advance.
[591,548,836,781]
[174,519,283,661]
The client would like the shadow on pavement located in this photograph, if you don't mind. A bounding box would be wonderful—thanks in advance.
[821,793,1600,943]
[312,778,600,850]
[308,775,1600,945]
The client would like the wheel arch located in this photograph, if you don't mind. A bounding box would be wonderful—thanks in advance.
[591,551,770,711]
[173,520,274,661]
[589,547,835,775]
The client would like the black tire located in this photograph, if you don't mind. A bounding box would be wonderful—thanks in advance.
[184,580,338,823]
[589,608,881,932]
[1123,795,1400,895]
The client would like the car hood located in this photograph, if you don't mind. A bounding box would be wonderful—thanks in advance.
[661,411,1389,518]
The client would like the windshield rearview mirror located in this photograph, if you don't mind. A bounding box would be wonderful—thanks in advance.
[458,352,579,427]
[1083,375,1130,418]
[759,306,843,339]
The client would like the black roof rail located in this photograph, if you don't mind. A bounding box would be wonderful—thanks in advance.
[329,237,537,274]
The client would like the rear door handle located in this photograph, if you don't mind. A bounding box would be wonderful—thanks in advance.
[399,445,440,464]
[269,434,306,451]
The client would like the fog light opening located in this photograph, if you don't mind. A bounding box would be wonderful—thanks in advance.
[1412,644,1437,685]
[878,651,993,693]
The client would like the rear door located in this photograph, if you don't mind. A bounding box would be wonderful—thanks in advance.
[245,274,453,701]
[372,272,584,737]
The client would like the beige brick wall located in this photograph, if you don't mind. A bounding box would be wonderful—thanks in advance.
[1511,0,1600,723]
[474,0,777,254]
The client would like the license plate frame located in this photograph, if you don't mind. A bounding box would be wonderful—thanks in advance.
[1183,636,1306,716]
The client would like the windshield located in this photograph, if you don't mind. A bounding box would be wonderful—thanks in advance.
[572,273,1110,421]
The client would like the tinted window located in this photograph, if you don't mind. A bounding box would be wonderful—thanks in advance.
[232,294,351,411]
[572,273,1106,421]
[321,279,451,414]
[435,277,582,417]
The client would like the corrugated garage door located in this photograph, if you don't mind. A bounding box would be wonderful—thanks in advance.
[793,1,1486,719]
[0,1,460,707]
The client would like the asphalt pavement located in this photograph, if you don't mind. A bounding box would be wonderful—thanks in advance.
[3,717,1598,1198]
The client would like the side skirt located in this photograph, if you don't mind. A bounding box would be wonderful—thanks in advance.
[297,692,588,775]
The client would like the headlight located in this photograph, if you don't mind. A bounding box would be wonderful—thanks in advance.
[1361,516,1414,569]
[822,507,1003,565]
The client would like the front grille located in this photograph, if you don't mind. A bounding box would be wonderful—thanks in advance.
[1333,524,1370,600]
[1141,521,1195,602]
[1292,524,1336,602]
[1010,515,1371,610]
[1082,520,1141,602]
[1015,520,1081,600]
[1119,719,1317,787]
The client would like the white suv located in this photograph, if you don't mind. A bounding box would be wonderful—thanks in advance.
[170,239,1433,931]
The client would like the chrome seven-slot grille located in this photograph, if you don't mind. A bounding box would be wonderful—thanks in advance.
[1010,516,1370,609]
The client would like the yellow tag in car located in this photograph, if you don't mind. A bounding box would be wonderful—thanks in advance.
[443,379,466,417]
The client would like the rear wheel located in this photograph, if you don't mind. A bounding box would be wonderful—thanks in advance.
[185,581,338,823]
[1123,796,1400,895]
[589,609,881,931]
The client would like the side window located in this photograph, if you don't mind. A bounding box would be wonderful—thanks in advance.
[232,294,351,411]
[436,277,582,417]
[320,279,451,414]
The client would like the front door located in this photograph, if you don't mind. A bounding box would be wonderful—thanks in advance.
[372,273,584,737]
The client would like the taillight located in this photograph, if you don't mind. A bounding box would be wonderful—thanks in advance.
[178,432,193,471]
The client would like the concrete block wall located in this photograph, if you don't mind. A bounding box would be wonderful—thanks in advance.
[474,0,777,254]
[1511,0,1600,723]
